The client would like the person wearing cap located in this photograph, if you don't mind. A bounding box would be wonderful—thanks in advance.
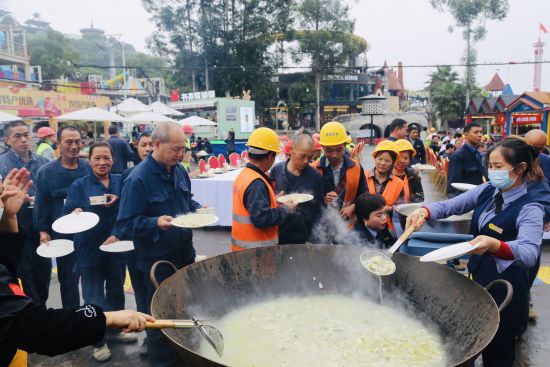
[312,121,367,219]
[393,139,424,204]
[107,125,136,174]
[35,126,56,161]
[365,140,405,233]
[312,137,322,162]
[439,129,456,153]
[270,134,323,244]
[0,121,50,306]
[407,126,426,165]
[231,127,296,252]
[116,122,204,366]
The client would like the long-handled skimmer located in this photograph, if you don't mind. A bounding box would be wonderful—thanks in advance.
[146,317,224,357]
[360,216,423,276]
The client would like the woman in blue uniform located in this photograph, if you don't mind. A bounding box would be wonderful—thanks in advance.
[407,138,543,367]
[63,142,134,362]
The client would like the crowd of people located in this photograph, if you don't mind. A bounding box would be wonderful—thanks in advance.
[0,117,548,367]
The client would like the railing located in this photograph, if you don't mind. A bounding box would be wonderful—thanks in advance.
[0,25,28,60]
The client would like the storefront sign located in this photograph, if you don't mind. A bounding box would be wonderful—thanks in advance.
[323,74,359,82]
[513,113,542,124]
[180,90,215,102]
[0,88,111,117]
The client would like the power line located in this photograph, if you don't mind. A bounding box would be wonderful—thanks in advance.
[72,59,550,71]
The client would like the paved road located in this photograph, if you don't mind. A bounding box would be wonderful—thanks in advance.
[29,155,550,366]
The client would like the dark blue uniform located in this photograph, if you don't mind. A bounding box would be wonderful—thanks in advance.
[63,173,125,317]
[539,153,550,182]
[317,154,367,208]
[468,186,539,367]
[34,158,90,309]
[116,154,201,367]
[0,150,51,305]
[108,136,135,174]
[410,138,426,165]
[270,160,323,244]
[446,143,484,198]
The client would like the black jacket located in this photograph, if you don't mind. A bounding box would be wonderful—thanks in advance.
[0,231,106,365]
[270,160,324,244]
[410,138,426,165]
[447,143,484,198]
[352,222,395,249]
[395,167,424,203]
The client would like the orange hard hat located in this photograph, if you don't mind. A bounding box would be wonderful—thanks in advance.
[182,124,194,134]
[37,126,55,138]
[283,140,293,154]
[313,138,322,151]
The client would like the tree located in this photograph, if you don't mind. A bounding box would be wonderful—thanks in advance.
[295,0,357,131]
[27,30,80,80]
[143,0,293,117]
[426,66,465,129]
[430,0,509,107]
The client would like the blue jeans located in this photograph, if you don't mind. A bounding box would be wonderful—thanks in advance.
[128,264,148,313]
[81,263,125,347]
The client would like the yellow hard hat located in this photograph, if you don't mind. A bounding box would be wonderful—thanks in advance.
[346,135,352,145]
[372,140,400,161]
[246,127,280,153]
[319,121,347,146]
[394,139,416,156]
[430,127,435,132]
[483,134,489,139]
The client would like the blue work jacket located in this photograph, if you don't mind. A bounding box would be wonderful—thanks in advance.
[116,154,201,271]
[63,173,122,269]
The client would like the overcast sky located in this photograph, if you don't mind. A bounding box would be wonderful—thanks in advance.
[3,0,550,93]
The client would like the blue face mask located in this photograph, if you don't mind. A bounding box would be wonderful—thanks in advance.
[488,167,517,190]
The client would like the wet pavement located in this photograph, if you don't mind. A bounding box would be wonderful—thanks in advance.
[28,155,550,366]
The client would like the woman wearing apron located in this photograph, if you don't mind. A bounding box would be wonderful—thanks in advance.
[407,138,543,367]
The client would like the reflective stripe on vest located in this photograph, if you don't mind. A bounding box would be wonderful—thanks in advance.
[365,171,405,232]
[231,167,278,251]
[311,159,361,205]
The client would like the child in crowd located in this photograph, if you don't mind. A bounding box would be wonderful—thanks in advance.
[353,193,395,248]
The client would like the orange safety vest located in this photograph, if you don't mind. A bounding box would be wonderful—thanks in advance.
[401,174,410,203]
[311,158,361,206]
[365,170,405,232]
[231,167,279,252]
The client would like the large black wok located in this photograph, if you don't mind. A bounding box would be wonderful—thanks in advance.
[150,244,511,367]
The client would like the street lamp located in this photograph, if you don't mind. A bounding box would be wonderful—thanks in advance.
[358,93,386,144]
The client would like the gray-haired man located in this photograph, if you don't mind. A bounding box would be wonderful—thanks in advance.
[116,122,202,366]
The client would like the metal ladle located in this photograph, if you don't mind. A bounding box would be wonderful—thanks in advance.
[146,318,224,357]
[360,216,423,276]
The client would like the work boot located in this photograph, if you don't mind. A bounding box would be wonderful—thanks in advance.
[109,331,138,343]
[93,344,111,362]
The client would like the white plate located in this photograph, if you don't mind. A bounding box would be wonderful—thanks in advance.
[451,183,478,192]
[413,164,436,171]
[419,242,480,263]
[277,193,314,204]
[99,241,135,253]
[171,213,219,228]
[52,212,100,234]
[36,239,74,258]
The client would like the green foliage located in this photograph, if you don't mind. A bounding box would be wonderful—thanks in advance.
[430,0,509,99]
[426,66,465,126]
[27,30,80,80]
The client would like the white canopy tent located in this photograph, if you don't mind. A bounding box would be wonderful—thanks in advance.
[178,115,217,126]
[0,111,22,122]
[149,101,184,116]
[56,107,129,122]
[128,111,177,124]
[114,97,151,115]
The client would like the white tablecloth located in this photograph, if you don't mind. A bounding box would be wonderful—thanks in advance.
[191,168,243,226]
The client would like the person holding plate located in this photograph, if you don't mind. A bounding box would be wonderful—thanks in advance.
[406,138,543,367]
[116,122,203,367]
[63,142,135,362]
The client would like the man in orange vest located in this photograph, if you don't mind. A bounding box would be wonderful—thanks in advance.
[311,121,367,219]
[231,128,296,251]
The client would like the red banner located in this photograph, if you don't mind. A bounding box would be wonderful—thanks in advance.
[513,113,542,125]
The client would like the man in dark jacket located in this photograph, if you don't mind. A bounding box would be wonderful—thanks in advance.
[446,122,484,198]
[0,167,152,366]
[116,122,203,367]
[270,134,323,244]
[108,125,135,174]
[407,126,426,165]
